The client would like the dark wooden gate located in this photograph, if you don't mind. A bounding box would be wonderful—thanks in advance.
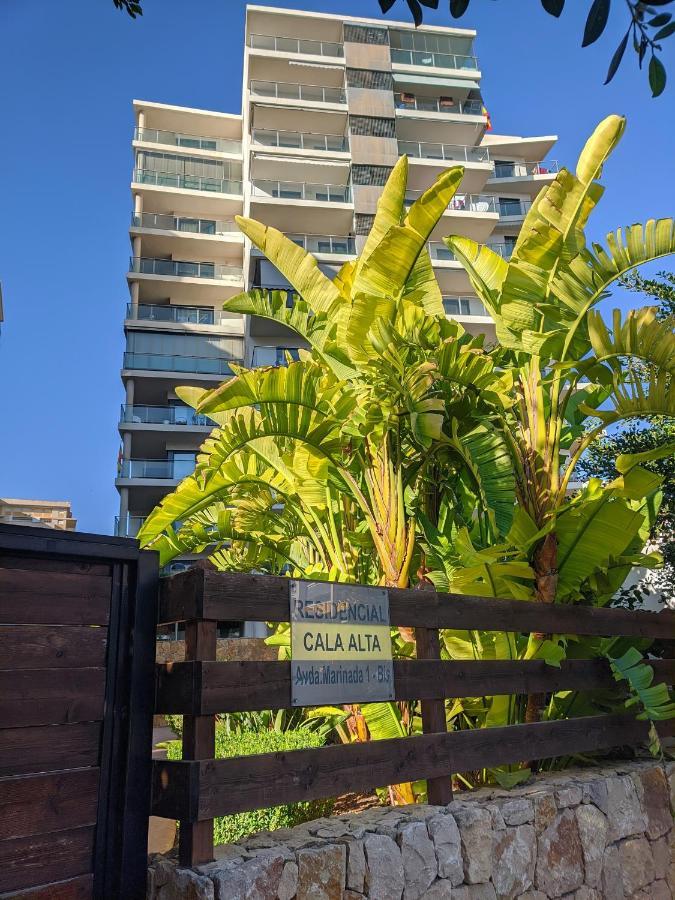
[0,524,158,899]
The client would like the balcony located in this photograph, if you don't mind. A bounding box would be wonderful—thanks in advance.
[119,458,196,480]
[134,127,241,155]
[249,80,346,106]
[443,296,490,317]
[252,346,302,367]
[251,180,351,203]
[249,33,344,58]
[131,212,238,235]
[125,302,235,328]
[498,198,532,220]
[390,47,478,70]
[406,191,497,214]
[493,160,559,179]
[129,257,243,281]
[252,128,349,153]
[395,97,483,116]
[133,169,243,196]
[120,404,214,427]
[399,141,490,163]
[484,241,514,260]
[251,234,355,257]
[428,242,457,262]
[122,352,240,376]
[115,515,146,537]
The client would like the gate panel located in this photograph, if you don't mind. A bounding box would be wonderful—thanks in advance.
[0,526,158,899]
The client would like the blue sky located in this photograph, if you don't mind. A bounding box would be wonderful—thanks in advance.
[0,0,673,534]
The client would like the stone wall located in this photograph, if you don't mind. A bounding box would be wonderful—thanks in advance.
[147,759,675,899]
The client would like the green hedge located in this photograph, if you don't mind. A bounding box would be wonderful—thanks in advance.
[165,727,334,844]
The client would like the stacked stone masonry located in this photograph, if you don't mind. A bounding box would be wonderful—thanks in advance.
[148,759,675,899]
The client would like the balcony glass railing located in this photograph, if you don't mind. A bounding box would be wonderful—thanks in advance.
[252,128,349,153]
[395,97,483,116]
[129,257,243,280]
[119,458,196,479]
[498,199,532,218]
[134,128,241,155]
[252,346,302,368]
[115,515,146,537]
[428,242,456,262]
[249,80,346,105]
[390,47,478,70]
[484,241,515,260]
[289,234,356,255]
[493,160,560,179]
[126,302,230,325]
[406,191,497,213]
[123,352,240,375]
[133,168,243,195]
[443,296,490,317]
[249,33,344,57]
[399,140,490,163]
[251,180,352,203]
[131,213,239,234]
[120,404,214,427]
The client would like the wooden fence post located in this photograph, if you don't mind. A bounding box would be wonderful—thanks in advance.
[416,625,453,804]
[179,618,216,866]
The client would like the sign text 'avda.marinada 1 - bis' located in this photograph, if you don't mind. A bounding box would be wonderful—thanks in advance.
[290,581,395,706]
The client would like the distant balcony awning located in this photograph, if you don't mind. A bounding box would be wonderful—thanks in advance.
[392,73,480,92]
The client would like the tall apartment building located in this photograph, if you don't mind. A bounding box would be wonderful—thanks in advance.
[0,498,76,530]
[115,3,557,548]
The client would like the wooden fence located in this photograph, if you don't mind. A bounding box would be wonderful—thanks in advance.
[151,568,675,867]
[0,524,158,899]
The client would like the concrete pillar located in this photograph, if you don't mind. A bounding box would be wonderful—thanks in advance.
[133,192,143,226]
[130,236,142,315]
[118,487,129,533]
[125,378,135,405]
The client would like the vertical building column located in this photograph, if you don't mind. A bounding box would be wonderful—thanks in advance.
[118,487,129,534]
[125,378,135,406]
[130,236,142,315]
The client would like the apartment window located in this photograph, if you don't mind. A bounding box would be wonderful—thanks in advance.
[352,165,393,186]
[355,214,375,235]
[389,28,473,58]
[126,331,244,361]
[344,23,389,45]
[494,160,516,178]
[443,297,471,316]
[138,151,242,181]
[346,68,394,91]
[499,197,524,216]
[349,116,395,138]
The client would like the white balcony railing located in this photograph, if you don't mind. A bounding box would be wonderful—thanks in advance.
[126,302,233,326]
[390,47,478,70]
[399,141,490,163]
[134,127,241,155]
[249,33,344,58]
[129,258,243,281]
[251,180,352,204]
[252,128,349,153]
[131,213,239,235]
[250,80,346,105]
[395,97,484,116]
[493,160,560,179]
[443,296,490,317]
[406,191,497,214]
[133,169,243,196]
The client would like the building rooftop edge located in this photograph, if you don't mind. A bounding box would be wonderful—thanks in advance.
[0,498,73,508]
[245,3,477,37]
[133,99,243,120]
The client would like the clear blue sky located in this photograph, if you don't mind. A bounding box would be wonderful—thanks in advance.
[0,0,673,534]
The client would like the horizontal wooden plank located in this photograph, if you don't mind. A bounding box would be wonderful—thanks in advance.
[1,873,94,899]
[0,569,111,626]
[0,522,143,560]
[152,713,674,820]
[0,825,94,895]
[0,556,110,577]
[0,769,99,841]
[0,723,101,777]
[0,626,107,670]
[155,658,675,714]
[158,570,675,639]
[0,668,105,728]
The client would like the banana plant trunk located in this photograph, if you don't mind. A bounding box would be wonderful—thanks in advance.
[525,532,559,724]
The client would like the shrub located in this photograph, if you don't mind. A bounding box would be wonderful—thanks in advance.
[165,726,334,844]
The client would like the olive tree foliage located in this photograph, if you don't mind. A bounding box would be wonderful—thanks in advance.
[381,0,673,96]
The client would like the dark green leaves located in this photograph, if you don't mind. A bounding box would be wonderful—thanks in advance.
[113,0,143,16]
[650,54,667,96]
[541,0,565,15]
[604,29,629,84]
[450,0,470,15]
[582,0,611,47]
[654,21,675,40]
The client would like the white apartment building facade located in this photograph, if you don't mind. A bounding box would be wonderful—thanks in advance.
[115,3,557,549]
